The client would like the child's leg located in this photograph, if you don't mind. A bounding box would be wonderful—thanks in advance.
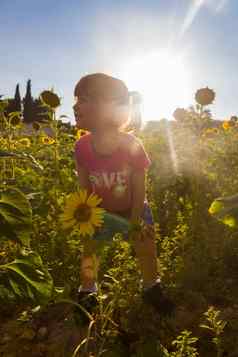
[79,254,99,292]
[132,225,159,288]
[132,203,160,288]
[76,252,99,325]
[132,204,174,315]
[79,238,100,292]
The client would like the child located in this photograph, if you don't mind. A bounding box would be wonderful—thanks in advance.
[73,73,174,320]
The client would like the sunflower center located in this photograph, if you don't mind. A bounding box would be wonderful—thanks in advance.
[74,204,92,222]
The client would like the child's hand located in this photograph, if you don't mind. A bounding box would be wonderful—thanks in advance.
[129,222,155,242]
[139,224,155,241]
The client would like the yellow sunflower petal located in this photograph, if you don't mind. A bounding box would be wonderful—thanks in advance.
[79,222,95,237]
[91,209,105,221]
[90,215,103,225]
[68,193,82,206]
[60,216,77,229]
[87,193,102,207]
[78,189,87,203]
[63,200,79,215]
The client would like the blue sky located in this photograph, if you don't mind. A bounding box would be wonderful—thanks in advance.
[0,0,237,123]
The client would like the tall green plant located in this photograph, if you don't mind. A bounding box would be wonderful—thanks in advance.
[0,187,53,304]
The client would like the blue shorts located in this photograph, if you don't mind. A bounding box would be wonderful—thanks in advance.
[141,202,154,225]
[117,201,154,226]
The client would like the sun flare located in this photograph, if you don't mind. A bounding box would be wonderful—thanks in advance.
[119,51,191,122]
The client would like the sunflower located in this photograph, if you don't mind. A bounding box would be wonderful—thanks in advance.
[10,115,21,127]
[40,90,61,109]
[173,107,187,121]
[76,129,88,140]
[17,138,31,147]
[222,121,230,130]
[60,190,105,237]
[41,136,55,145]
[195,87,215,106]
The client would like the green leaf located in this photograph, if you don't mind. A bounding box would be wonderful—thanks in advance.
[0,202,30,226]
[208,200,224,215]
[208,194,238,228]
[0,187,32,245]
[8,277,23,297]
[0,251,53,304]
[0,284,15,300]
[0,150,19,158]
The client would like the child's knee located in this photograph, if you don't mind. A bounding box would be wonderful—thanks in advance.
[80,255,99,278]
[133,224,155,243]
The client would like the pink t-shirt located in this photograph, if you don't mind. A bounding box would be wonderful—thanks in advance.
[74,132,151,214]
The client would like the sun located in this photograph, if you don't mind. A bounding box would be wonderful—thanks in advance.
[119,50,191,121]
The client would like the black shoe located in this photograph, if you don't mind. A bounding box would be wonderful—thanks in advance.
[142,282,175,316]
[74,291,98,326]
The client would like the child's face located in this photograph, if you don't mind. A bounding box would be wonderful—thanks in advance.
[73,95,129,132]
[73,95,97,131]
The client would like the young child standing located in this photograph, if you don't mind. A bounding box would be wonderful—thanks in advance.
[73,73,173,320]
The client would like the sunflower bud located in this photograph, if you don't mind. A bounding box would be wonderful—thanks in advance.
[41,136,55,145]
[230,115,238,123]
[10,115,21,127]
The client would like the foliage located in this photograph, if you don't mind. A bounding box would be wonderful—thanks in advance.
[209,193,238,228]
[0,249,53,304]
[0,186,32,246]
[170,330,199,357]
[200,306,227,357]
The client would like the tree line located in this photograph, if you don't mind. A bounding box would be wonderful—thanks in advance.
[0,80,50,124]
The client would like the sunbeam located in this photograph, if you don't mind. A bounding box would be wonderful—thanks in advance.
[179,0,205,38]
[166,121,179,175]
[179,0,229,38]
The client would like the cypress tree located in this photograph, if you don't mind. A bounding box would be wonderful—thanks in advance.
[3,84,21,117]
[14,83,21,112]
[23,79,34,123]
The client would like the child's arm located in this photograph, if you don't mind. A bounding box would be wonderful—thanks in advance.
[76,164,92,194]
[130,169,146,224]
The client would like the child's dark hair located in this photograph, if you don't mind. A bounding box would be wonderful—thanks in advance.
[74,73,142,131]
[74,73,129,105]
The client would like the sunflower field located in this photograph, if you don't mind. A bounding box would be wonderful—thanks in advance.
[1,89,238,357]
